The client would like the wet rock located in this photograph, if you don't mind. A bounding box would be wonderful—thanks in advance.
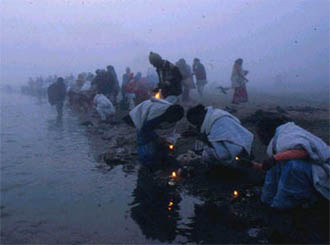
[81,121,94,127]
[248,228,261,238]
[177,150,201,165]
[102,131,113,140]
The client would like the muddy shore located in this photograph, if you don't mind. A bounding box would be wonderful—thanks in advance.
[76,89,329,244]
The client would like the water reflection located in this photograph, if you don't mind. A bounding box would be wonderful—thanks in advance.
[130,167,182,243]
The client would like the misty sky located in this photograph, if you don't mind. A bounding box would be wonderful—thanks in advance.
[1,0,329,90]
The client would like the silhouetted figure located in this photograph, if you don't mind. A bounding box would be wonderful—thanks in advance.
[48,77,66,119]
[193,58,207,98]
[149,52,182,103]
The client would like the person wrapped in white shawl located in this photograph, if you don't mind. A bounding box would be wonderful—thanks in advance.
[124,97,184,165]
[256,117,330,209]
[185,105,254,167]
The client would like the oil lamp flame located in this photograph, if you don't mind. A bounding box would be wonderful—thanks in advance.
[169,201,174,207]
[171,171,177,178]
[155,91,161,99]
[235,156,240,161]
[169,144,174,150]
[233,190,239,197]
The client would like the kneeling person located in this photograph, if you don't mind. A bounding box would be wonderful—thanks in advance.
[256,117,330,209]
[186,105,254,167]
[126,98,184,166]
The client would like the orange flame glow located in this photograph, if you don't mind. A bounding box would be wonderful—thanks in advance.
[233,190,239,197]
[169,144,174,150]
[155,91,161,99]
[235,156,239,161]
[171,171,177,178]
[169,201,174,207]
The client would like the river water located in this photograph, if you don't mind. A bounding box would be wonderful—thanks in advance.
[0,92,202,244]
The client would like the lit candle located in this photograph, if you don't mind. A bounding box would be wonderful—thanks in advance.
[233,190,239,197]
[235,156,240,161]
[168,201,174,207]
[169,144,174,150]
[155,91,161,99]
[171,171,177,178]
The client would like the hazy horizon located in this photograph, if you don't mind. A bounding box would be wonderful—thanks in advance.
[1,0,329,91]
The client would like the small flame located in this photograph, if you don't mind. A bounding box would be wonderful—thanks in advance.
[155,91,161,99]
[233,190,239,197]
[169,144,174,150]
[171,171,177,178]
[235,156,240,161]
[169,201,174,207]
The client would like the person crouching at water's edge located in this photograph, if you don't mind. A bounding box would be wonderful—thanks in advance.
[124,99,184,166]
[256,116,330,209]
[184,104,254,168]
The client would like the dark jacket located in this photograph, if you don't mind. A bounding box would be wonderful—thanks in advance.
[48,81,66,105]
[156,60,182,98]
[193,62,207,80]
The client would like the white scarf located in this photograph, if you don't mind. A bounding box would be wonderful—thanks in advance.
[200,107,240,135]
[129,97,172,130]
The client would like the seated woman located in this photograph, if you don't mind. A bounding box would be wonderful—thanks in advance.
[124,98,184,166]
[256,116,330,209]
[185,104,254,167]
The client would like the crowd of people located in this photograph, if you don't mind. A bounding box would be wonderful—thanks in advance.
[27,51,330,211]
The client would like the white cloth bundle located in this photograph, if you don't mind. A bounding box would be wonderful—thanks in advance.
[93,94,115,120]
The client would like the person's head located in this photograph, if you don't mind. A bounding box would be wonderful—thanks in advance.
[95,69,101,75]
[163,104,184,123]
[57,77,64,83]
[107,65,114,71]
[256,116,288,145]
[193,58,200,64]
[126,67,131,73]
[186,104,207,128]
[134,72,142,81]
[149,52,163,68]
[235,58,243,66]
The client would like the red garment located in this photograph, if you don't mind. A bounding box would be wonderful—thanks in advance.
[135,77,150,100]
[232,84,248,104]
[274,149,309,162]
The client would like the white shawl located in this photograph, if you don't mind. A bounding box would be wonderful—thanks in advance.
[129,97,172,130]
[201,107,240,135]
[200,107,254,155]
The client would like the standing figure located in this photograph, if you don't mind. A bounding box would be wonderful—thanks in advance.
[47,77,66,119]
[106,65,120,104]
[176,58,195,102]
[149,52,182,103]
[256,116,330,209]
[231,58,249,104]
[192,58,207,98]
[121,67,131,102]
[124,73,136,110]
